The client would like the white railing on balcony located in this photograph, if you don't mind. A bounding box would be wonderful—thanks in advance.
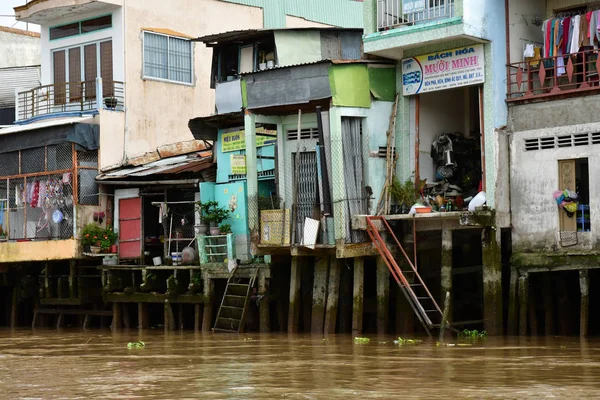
[15,78,125,121]
[377,0,455,31]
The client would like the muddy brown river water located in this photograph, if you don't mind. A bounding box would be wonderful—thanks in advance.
[1,329,600,399]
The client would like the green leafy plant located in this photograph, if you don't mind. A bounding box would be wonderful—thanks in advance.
[394,337,423,345]
[98,227,117,250]
[354,337,370,344]
[390,178,418,207]
[81,223,104,246]
[200,200,231,226]
[459,329,488,338]
[127,340,145,349]
[219,223,232,233]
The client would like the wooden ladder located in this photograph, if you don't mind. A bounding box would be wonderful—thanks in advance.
[366,216,448,336]
[213,266,258,333]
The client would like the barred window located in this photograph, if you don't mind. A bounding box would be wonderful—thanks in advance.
[143,31,193,84]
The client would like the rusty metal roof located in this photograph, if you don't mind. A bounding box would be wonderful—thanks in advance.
[97,151,214,181]
[196,27,363,46]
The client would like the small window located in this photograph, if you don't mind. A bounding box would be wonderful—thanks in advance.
[143,32,193,84]
[81,15,112,33]
[50,22,79,40]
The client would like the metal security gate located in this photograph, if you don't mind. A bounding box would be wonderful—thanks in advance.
[294,151,319,244]
[342,117,367,243]
[118,197,142,259]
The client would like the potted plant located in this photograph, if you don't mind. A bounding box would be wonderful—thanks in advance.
[104,96,118,109]
[390,177,418,214]
[219,223,232,234]
[194,201,209,235]
[99,227,117,253]
[81,223,104,253]
[202,200,231,235]
[258,51,267,70]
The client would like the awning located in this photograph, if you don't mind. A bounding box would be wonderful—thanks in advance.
[0,117,99,154]
[97,152,215,183]
[188,111,244,141]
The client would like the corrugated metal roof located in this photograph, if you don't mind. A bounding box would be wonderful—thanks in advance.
[196,27,362,45]
[238,58,385,76]
[0,65,40,108]
[0,116,93,136]
[97,152,214,180]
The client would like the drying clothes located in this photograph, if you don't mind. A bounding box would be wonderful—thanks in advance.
[62,172,71,184]
[524,43,535,58]
[570,15,581,54]
[589,11,599,46]
[562,17,571,55]
[38,181,47,209]
[30,181,40,208]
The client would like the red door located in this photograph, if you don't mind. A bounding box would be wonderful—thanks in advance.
[119,197,142,259]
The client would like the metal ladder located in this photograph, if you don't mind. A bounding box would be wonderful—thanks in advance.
[213,266,258,333]
[366,216,446,336]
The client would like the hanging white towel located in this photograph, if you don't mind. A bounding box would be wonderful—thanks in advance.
[524,44,535,58]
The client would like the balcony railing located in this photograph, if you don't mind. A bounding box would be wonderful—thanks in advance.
[16,79,125,121]
[507,49,600,102]
[377,0,455,31]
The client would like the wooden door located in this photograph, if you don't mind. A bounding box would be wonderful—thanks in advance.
[558,159,576,232]
[119,197,142,259]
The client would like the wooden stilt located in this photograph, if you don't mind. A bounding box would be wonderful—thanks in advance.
[507,268,519,336]
[518,273,528,336]
[311,257,329,334]
[138,303,149,329]
[202,278,214,332]
[194,304,201,332]
[579,270,589,337]
[10,287,18,329]
[528,282,538,336]
[352,257,364,336]
[338,262,352,333]
[122,304,131,329]
[178,304,184,330]
[376,256,390,334]
[288,257,302,333]
[440,229,453,323]
[543,273,554,336]
[258,269,270,333]
[164,300,176,331]
[111,303,122,331]
[324,256,341,335]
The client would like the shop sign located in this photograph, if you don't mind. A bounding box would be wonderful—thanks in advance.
[401,44,485,96]
[230,154,246,175]
[403,0,426,13]
[221,127,277,153]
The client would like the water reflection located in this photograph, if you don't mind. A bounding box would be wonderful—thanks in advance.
[1,330,600,399]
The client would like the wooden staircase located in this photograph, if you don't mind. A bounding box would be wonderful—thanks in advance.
[213,266,258,333]
[366,216,449,336]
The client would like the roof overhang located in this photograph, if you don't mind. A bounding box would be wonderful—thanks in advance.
[188,111,244,141]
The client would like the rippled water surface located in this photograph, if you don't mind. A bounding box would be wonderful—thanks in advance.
[1,329,600,399]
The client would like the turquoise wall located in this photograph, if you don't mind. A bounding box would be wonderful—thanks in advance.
[199,181,249,236]
[222,0,363,29]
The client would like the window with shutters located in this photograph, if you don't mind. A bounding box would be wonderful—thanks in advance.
[52,40,113,100]
[50,15,112,40]
[143,31,193,85]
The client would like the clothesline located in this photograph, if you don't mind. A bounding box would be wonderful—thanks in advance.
[542,9,600,59]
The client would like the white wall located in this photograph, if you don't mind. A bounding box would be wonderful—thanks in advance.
[0,28,40,68]
[510,122,600,252]
[508,0,546,64]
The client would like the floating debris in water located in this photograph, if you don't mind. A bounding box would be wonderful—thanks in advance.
[393,337,422,345]
[459,329,488,338]
[354,337,370,344]
[127,341,145,349]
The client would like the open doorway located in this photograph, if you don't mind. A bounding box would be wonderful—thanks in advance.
[417,85,482,208]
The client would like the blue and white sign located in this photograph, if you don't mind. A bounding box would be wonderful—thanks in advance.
[401,44,485,96]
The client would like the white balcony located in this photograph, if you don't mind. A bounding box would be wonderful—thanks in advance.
[14,0,122,24]
[377,0,455,31]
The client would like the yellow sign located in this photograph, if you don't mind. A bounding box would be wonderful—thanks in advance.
[230,154,246,175]
[221,127,276,153]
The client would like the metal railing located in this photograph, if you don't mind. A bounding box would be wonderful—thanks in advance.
[16,79,125,121]
[377,0,455,31]
[507,49,600,102]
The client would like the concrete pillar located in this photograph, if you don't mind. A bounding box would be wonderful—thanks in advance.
[111,303,122,331]
[543,274,554,336]
[202,278,214,332]
[352,257,364,336]
[579,270,589,337]
[311,257,329,334]
[507,268,519,336]
[244,111,259,252]
[440,229,453,322]
[482,227,503,335]
[376,256,390,334]
[288,257,302,333]
[518,273,528,336]
[138,303,149,329]
[324,256,341,334]
[258,269,270,333]
[338,262,353,333]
